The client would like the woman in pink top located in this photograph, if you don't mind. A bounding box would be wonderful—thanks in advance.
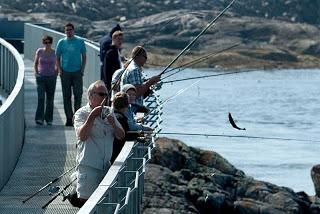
[34,35,58,125]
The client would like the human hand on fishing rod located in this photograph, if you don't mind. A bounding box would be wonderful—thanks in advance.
[143,74,162,94]
[145,74,161,88]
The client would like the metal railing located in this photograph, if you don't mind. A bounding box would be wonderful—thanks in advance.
[24,23,163,213]
[0,38,25,190]
[78,89,163,214]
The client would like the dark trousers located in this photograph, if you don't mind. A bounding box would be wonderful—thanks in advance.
[35,75,57,123]
[60,71,83,122]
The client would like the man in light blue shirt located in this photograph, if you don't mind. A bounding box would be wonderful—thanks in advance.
[56,23,87,126]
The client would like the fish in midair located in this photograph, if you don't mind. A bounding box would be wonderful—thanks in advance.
[228,112,246,130]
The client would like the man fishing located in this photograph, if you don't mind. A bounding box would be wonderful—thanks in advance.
[120,46,160,109]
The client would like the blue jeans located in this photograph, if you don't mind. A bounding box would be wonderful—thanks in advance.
[35,75,57,123]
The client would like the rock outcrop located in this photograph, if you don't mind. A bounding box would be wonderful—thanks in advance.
[143,137,320,213]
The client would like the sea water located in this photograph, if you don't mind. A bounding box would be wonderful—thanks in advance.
[146,68,320,195]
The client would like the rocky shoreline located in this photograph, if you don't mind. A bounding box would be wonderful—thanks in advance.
[143,138,320,213]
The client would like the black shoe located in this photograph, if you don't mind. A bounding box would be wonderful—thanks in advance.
[64,191,85,208]
[65,120,73,127]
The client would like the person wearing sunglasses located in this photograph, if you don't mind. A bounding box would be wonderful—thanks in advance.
[34,35,58,126]
[120,46,160,111]
[72,80,124,205]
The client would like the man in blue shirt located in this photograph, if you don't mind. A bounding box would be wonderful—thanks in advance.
[56,23,87,126]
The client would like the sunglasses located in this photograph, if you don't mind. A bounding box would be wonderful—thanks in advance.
[94,92,108,97]
[44,41,52,44]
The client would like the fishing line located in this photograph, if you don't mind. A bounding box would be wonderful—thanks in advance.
[162,69,257,84]
[159,132,320,143]
[161,80,201,105]
[161,43,240,81]
[107,13,182,101]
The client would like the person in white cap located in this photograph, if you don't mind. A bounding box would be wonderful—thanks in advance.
[121,84,153,132]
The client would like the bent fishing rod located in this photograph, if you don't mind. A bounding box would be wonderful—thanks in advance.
[159,0,236,76]
[161,43,240,81]
[158,132,320,143]
[22,164,78,203]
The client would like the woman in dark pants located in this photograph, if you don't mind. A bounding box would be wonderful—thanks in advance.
[34,35,58,125]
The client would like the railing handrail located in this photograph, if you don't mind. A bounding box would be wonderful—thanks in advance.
[78,141,135,213]
[0,38,24,115]
[23,24,163,213]
[0,37,25,191]
[24,23,99,50]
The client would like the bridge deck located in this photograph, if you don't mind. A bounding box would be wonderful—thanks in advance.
[0,58,81,213]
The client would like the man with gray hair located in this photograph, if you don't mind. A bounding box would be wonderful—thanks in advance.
[72,80,124,205]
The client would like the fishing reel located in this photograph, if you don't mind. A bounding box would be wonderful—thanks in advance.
[48,186,60,195]
[153,82,163,91]
[100,106,111,120]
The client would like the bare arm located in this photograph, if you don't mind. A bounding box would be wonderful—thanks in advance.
[107,114,125,140]
[56,56,62,74]
[134,75,161,97]
[81,53,87,75]
[34,51,40,75]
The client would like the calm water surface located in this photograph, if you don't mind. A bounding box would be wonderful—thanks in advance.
[146,68,320,195]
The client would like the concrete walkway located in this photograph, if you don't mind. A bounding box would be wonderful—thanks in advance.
[0,58,84,213]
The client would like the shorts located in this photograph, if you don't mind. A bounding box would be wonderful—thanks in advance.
[76,165,107,199]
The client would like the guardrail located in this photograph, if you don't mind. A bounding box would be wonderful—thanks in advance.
[78,89,163,214]
[24,23,163,213]
[0,38,25,190]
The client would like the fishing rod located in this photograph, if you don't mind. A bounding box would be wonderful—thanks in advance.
[107,13,182,101]
[22,164,77,203]
[60,16,181,174]
[42,177,77,209]
[158,132,320,143]
[159,0,236,76]
[162,69,257,84]
[141,79,202,120]
[161,43,240,81]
